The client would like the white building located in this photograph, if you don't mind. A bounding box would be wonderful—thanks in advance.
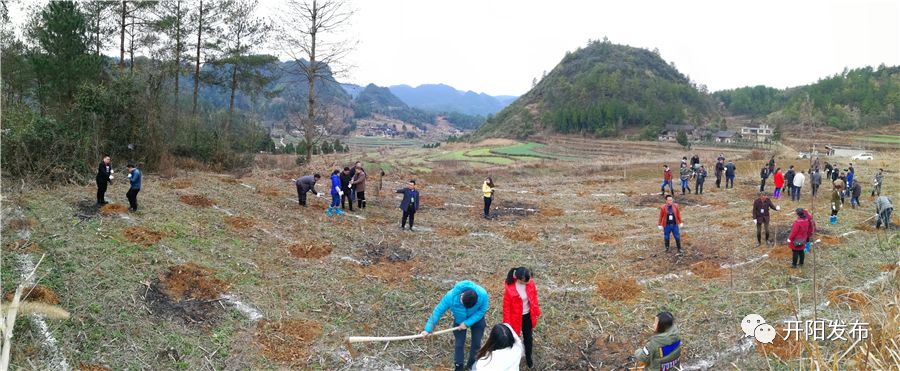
[740,124,773,142]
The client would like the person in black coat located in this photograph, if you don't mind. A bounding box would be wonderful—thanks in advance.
[339,167,354,211]
[397,180,420,230]
[96,155,112,205]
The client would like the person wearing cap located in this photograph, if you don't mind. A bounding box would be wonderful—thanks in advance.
[397,180,420,230]
[421,280,489,371]
[752,192,780,246]
[125,164,142,211]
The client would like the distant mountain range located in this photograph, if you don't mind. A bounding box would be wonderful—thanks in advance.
[387,83,516,116]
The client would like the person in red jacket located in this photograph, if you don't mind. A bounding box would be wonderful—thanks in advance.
[502,267,541,368]
[786,208,814,268]
[773,168,784,199]
[660,164,674,196]
[657,194,684,255]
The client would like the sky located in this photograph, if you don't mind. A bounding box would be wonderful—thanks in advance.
[7,0,900,97]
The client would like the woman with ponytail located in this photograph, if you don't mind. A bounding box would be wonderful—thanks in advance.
[501,267,541,368]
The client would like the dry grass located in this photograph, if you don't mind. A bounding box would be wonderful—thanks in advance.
[769,247,794,259]
[421,195,446,209]
[78,364,110,371]
[503,226,538,242]
[224,216,255,230]
[827,289,869,308]
[99,203,129,215]
[435,226,468,237]
[818,234,842,246]
[5,218,37,230]
[719,220,740,228]
[595,274,641,301]
[257,187,282,197]
[3,285,60,305]
[539,206,564,217]
[179,194,214,207]
[756,326,804,360]
[287,241,333,259]
[254,320,322,363]
[356,260,419,283]
[220,177,241,184]
[164,179,193,189]
[123,226,165,246]
[3,239,42,253]
[690,261,724,278]
[589,232,619,244]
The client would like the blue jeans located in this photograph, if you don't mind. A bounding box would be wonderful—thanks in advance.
[330,193,340,207]
[663,224,681,242]
[851,196,860,208]
[661,180,674,194]
[726,175,734,188]
[792,186,801,201]
[453,318,486,368]
[681,179,690,191]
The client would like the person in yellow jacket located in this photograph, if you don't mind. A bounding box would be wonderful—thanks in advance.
[482,177,495,219]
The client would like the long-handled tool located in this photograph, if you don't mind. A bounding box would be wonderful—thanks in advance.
[345,327,458,358]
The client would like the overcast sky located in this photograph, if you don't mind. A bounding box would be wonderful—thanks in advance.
[8,0,900,97]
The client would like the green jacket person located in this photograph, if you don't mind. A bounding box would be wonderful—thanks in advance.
[633,311,682,370]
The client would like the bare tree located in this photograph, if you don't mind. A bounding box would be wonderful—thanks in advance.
[276,0,355,162]
[153,0,194,139]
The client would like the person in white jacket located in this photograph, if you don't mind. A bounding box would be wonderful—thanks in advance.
[792,170,806,203]
[473,323,523,371]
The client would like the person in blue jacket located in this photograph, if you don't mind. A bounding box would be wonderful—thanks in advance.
[328,170,344,217]
[420,280,489,371]
[125,164,142,211]
[397,180,420,230]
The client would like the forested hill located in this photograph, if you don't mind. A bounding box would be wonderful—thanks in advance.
[475,40,712,139]
[713,65,900,130]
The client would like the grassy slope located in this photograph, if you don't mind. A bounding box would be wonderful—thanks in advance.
[1,144,898,370]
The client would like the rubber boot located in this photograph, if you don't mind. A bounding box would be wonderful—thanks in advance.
[664,240,670,252]
[336,207,343,216]
[830,215,837,224]
[327,207,333,217]
[676,239,683,256]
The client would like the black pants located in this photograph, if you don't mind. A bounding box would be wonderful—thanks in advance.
[791,249,805,267]
[726,175,734,188]
[695,179,704,194]
[297,185,309,206]
[756,220,770,244]
[341,190,354,211]
[126,188,140,210]
[356,191,366,208]
[876,208,893,229]
[453,318,486,369]
[811,184,819,197]
[786,182,793,196]
[522,314,534,367]
[759,178,766,192]
[715,174,722,188]
[483,196,492,217]
[97,180,108,204]
[401,207,416,229]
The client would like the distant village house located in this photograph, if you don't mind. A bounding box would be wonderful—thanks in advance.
[740,123,773,142]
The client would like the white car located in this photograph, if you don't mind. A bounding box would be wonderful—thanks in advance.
[852,153,874,160]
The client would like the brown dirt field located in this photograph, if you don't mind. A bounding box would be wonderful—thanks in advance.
[880,263,898,272]
[540,206,564,217]
[123,226,165,246]
[435,226,468,237]
[595,274,641,301]
[589,232,620,244]
[828,289,869,308]
[224,216,255,230]
[3,285,60,305]
[503,227,538,242]
[719,220,740,228]
[356,260,418,283]
[254,320,322,363]
[220,177,240,184]
[78,364,110,371]
[287,242,333,259]
[421,195,446,209]
[818,235,842,246]
[769,247,794,259]
[99,203,129,215]
[158,263,228,301]
[596,204,625,216]
[258,187,282,197]
[3,239,42,253]
[5,218,37,230]
[690,261,724,278]
[855,222,877,232]
[164,179,193,189]
[179,194,214,208]
[756,327,804,360]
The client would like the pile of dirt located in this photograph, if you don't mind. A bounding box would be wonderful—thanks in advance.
[539,206,564,217]
[164,179,193,189]
[756,326,803,360]
[421,195,446,209]
[689,261,724,278]
[855,222,877,232]
[220,177,240,184]
[145,263,229,323]
[718,220,740,228]
[818,234,842,246]
[436,226,468,237]
[78,364,110,371]
[3,285,60,305]
[224,216,255,230]
[258,187,282,197]
[768,247,794,259]
[880,263,898,272]
[360,242,412,265]
[595,204,625,216]
[595,274,641,301]
[179,194,214,207]
[354,242,417,282]
[503,227,538,242]
[4,239,42,253]
[255,320,322,363]
[123,226,165,246]
[828,289,869,308]
[589,232,619,245]
[287,242,333,259]
[99,203,129,215]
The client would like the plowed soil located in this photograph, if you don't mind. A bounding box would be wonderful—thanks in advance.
[255,320,322,363]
